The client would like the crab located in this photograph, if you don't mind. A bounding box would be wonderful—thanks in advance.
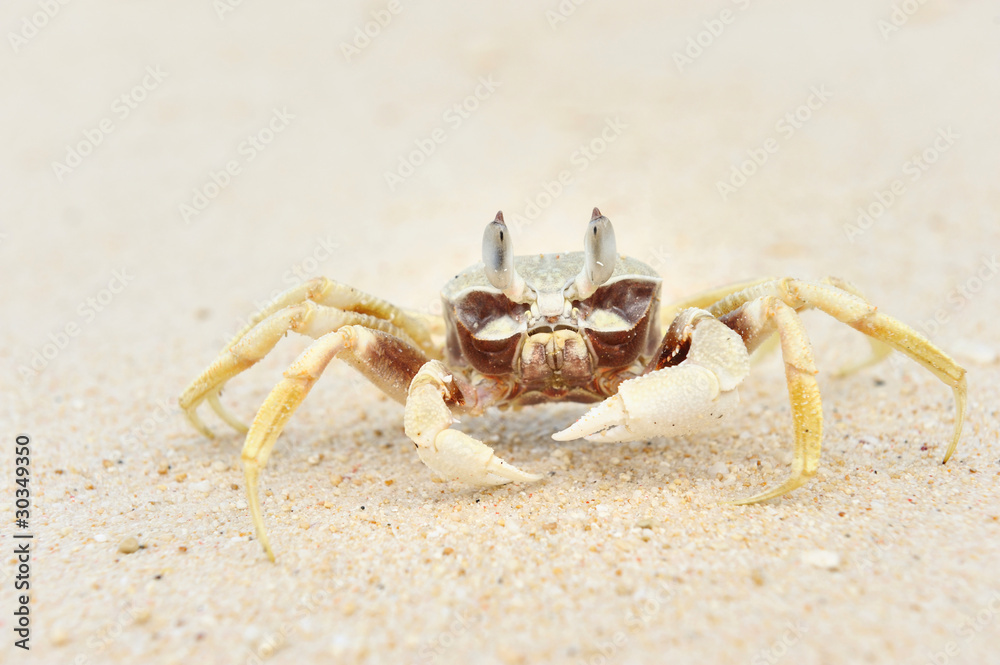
[180,208,967,561]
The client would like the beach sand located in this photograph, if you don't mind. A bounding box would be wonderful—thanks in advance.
[3,1,999,663]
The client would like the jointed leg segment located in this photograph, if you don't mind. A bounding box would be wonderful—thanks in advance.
[240,324,430,560]
[715,277,966,503]
[180,277,441,438]
[721,297,823,503]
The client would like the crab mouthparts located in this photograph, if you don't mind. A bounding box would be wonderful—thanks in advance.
[535,291,565,317]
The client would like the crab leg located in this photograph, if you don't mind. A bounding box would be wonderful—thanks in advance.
[719,297,824,503]
[404,361,542,487]
[240,325,428,561]
[660,277,774,330]
[714,277,966,464]
[180,301,421,437]
[819,277,892,377]
[226,276,441,358]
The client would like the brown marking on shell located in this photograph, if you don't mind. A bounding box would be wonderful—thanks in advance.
[444,290,526,375]
[337,328,430,404]
[578,278,660,368]
[719,303,778,353]
[648,312,696,371]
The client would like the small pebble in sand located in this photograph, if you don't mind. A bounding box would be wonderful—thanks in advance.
[801,549,841,570]
[708,462,729,479]
[330,473,344,487]
[118,536,140,554]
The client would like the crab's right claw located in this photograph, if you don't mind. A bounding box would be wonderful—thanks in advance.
[551,394,630,442]
[552,363,741,443]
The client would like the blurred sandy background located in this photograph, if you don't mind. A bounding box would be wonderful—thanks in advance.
[2,1,999,663]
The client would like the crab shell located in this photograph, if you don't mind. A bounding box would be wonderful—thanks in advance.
[441,252,663,405]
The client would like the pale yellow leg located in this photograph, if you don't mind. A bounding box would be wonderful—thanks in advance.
[180,301,414,437]
[661,277,774,330]
[226,276,440,359]
[728,297,823,504]
[239,324,430,561]
[820,277,893,377]
[714,277,966,467]
[785,279,966,462]
[241,327,356,561]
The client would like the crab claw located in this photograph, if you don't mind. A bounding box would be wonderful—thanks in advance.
[416,429,542,486]
[406,360,542,487]
[552,363,740,443]
[551,394,630,442]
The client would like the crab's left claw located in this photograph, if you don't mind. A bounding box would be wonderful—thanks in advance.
[553,314,750,444]
[416,429,541,486]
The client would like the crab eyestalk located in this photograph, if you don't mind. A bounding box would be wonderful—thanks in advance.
[567,207,617,300]
[483,211,531,302]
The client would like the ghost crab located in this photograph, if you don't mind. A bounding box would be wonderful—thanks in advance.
[180,208,967,560]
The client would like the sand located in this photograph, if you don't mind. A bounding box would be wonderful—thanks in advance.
[2,1,999,663]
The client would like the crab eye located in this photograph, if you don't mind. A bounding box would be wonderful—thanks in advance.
[584,207,616,286]
[482,211,514,290]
